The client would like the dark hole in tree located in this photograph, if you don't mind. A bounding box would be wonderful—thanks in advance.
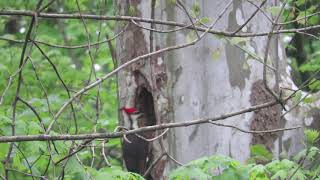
[135,86,156,127]
[123,85,156,178]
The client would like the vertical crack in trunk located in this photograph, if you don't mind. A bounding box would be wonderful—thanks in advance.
[123,71,156,178]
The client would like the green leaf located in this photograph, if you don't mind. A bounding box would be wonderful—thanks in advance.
[249,165,269,180]
[242,62,250,70]
[250,144,273,163]
[229,37,248,45]
[192,1,201,17]
[167,0,176,5]
[169,155,249,179]
[211,48,221,60]
[199,17,210,24]
[96,167,145,180]
[271,169,288,180]
[309,80,320,91]
[305,129,320,145]
[295,0,306,6]
[65,157,89,179]
[292,91,302,104]
[169,167,211,180]
[267,6,282,16]
[293,149,307,162]
[306,147,320,161]
[12,154,24,170]
[15,120,28,135]
[186,31,196,43]
[303,97,315,104]
[0,143,9,159]
[128,5,137,16]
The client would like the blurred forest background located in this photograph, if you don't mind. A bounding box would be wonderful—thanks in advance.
[0,1,123,179]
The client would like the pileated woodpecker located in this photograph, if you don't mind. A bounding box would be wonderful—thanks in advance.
[120,107,143,129]
[120,107,149,174]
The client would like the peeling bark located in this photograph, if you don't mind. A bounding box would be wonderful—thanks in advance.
[249,80,281,150]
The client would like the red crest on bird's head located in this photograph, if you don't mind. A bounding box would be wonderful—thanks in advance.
[120,107,138,114]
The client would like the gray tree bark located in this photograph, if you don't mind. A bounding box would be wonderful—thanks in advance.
[115,0,318,179]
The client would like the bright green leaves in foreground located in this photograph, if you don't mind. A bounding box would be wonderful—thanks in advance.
[169,154,313,180]
[169,129,320,180]
[63,163,144,180]
[169,155,250,180]
[93,167,144,180]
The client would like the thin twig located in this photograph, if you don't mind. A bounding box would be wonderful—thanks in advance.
[17,96,46,131]
[6,168,47,179]
[0,58,29,105]
[39,0,56,12]
[262,0,288,110]
[246,0,273,23]
[131,19,199,33]
[209,121,301,134]
[101,140,111,167]
[0,26,126,49]
[4,1,44,178]
[135,128,169,142]
[13,144,35,180]
[279,11,320,25]
[281,92,311,118]
[232,0,267,35]
[54,139,93,165]
[75,0,97,81]
[28,57,54,117]
[176,0,200,38]
[143,152,166,177]
[33,42,78,134]
[166,153,183,166]
[225,38,276,71]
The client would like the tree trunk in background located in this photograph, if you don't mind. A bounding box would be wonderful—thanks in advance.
[116,0,319,179]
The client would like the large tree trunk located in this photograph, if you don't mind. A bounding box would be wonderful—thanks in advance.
[115,0,318,179]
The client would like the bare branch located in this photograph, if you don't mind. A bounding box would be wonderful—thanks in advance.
[208,121,301,134]
[135,128,169,142]
[6,168,47,180]
[262,0,288,110]
[54,139,93,165]
[231,0,267,35]
[17,96,46,131]
[4,1,44,178]
[0,98,299,143]
[0,10,319,38]
[101,140,111,167]
[143,153,166,177]
[246,0,273,23]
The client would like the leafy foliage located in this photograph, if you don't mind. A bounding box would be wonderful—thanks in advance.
[0,1,122,179]
[282,0,320,92]
[168,129,320,180]
[169,155,250,180]
[248,144,273,164]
